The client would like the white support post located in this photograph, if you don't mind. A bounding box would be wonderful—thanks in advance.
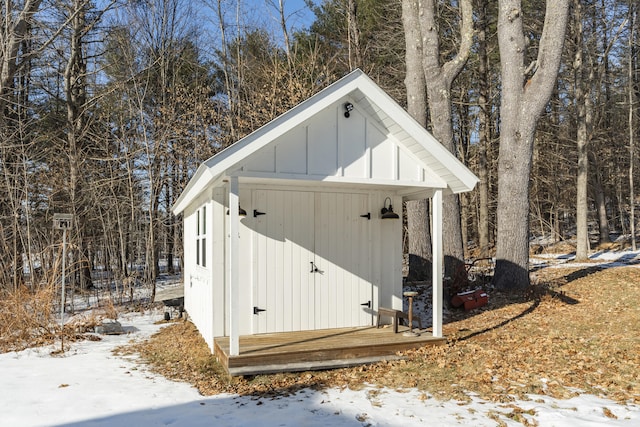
[431,189,443,338]
[228,176,240,356]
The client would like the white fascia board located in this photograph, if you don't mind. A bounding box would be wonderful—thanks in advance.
[172,166,217,215]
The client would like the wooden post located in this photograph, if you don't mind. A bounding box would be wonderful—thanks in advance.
[228,176,240,356]
[53,213,73,327]
[403,291,419,336]
[61,228,67,326]
[432,190,443,337]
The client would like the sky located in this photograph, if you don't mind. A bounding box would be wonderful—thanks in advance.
[282,0,318,29]
[238,0,318,33]
[2,250,640,426]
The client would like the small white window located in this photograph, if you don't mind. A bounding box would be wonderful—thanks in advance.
[201,238,206,267]
[196,206,207,267]
[202,206,206,234]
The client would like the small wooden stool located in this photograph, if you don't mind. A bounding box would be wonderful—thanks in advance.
[376,307,422,333]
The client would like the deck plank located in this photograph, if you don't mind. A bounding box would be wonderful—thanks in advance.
[214,326,445,376]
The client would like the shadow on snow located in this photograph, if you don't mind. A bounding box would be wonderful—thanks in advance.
[54,392,366,427]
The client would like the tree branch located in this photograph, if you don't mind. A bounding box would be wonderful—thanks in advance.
[523,0,570,112]
[442,0,474,87]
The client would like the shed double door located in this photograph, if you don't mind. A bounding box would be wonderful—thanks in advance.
[252,189,373,334]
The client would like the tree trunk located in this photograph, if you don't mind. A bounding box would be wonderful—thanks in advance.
[419,0,473,279]
[166,172,175,275]
[65,0,93,290]
[592,173,611,244]
[616,165,627,235]
[406,199,432,280]
[477,0,491,257]
[400,0,473,281]
[629,3,637,251]
[401,0,431,281]
[347,0,362,70]
[574,0,589,261]
[494,0,570,291]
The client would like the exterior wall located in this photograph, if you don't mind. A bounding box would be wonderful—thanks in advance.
[183,192,215,351]
[221,185,403,336]
[185,186,254,345]
[238,101,433,187]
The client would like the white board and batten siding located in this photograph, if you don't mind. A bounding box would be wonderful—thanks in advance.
[182,193,214,350]
[251,190,381,334]
[239,101,439,188]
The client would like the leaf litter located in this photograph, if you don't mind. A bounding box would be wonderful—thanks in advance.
[128,265,640,410]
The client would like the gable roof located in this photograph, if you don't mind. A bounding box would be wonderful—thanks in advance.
[173,69,478,214]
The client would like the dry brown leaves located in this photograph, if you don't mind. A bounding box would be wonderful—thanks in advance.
[130,266,640,404]
[0,286,134,353]
[0,285,59,352]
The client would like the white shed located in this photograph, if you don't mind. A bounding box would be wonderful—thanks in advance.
[172,70,478,372]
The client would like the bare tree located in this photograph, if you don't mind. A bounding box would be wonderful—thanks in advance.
[475,0,493,257]
[401,0,473,280]
[493,0,570,290]
[401,0,431,280]
[0,0,58,289]
[629,2,637,251]
[63,0,98,290]
[573,0,590,261]
[0,0,43,112]
[346,0,362,70]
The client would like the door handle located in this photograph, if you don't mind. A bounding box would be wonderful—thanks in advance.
[310,262,319,273]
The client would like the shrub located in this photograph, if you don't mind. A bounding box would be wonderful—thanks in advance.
[0,284,58,352]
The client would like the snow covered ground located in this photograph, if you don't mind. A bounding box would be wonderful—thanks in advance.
[1,308,638,427]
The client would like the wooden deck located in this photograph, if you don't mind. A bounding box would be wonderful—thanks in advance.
[153,284,183,302]
[214,326,446,376]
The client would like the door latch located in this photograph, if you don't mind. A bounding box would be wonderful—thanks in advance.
[360,300,371,308]
[253,306,266,315]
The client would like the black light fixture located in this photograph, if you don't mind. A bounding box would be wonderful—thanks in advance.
[380,197,399,219]
[343,102,354,118]
[226,206,247,216]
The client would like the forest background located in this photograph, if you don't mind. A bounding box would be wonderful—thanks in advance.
[1,0,638,299]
